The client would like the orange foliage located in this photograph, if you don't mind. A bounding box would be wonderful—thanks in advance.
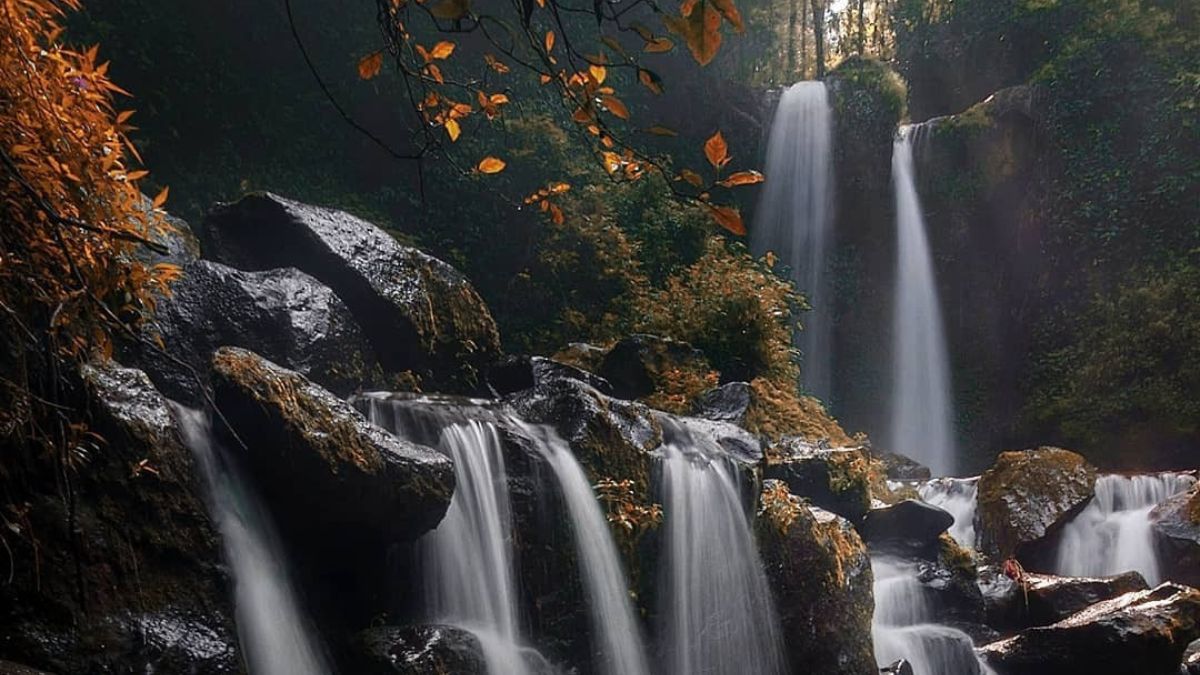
[0,0,175,360]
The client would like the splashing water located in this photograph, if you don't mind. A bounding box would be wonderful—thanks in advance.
[519,423,652,675]
[919,477,979,550]
[872,557,993,675]
[752,81,836,400]
[889,124,956,476]
[172,405,330,675]
[658,426,786,675]
[1055,473,1196,585]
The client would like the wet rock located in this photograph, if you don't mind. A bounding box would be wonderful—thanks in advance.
[0,361,237,673]
[1183,639,1200,675]
[764,439,872,522]
[980,583,1200,675]
[665,414,764,467]
[210,347,454,553]
[349,625,485,674]
[130,259,378,404]
[876,451,932,481]
[976,447,1097,560]
[1152,483,1200,588]
[137,199,200,267]
[203,192,501,391]
[860,499,955,555]
[0,661,53,675]
[597,334,710,401]
[691,381,753,425]
[486,354,612,397]
[551,342,608,374]
[880,659,914,675]
[916,535,987,630]
[981,569,1150,631]
[757,481,876,675]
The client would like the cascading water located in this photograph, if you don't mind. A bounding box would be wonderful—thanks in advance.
[172,405,330,675]
[918,477,979,550]
[752,81,836,401]
[518,423,652,675]
[890,124,956,476]
[659,426,785,675]
[1055,473,1197,585]
[872,557,993,675]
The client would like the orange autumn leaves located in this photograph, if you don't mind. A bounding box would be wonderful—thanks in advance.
[676,131,764,235]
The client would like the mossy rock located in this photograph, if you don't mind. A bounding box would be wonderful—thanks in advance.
[1151,483,1200,588]
[764,440,872,522]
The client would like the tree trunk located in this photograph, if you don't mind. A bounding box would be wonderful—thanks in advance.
[857,0,866,54]
[811,0,826,79]
[800,0,809,79]
[788,0,798,80]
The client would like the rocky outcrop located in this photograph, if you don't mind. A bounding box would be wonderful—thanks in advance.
[861,500,955,555]
[0,361,237,673]
[757,481,876,675]
[597,334,711,402]
[876,451,932,481]
[210,347,454,554]
[691,380,753,425]
[976,447,1097,560]
[981,569,1150,631]
[764,440,872,522]
[1152,484,1200,588]
[133,259,378,403]
[347,625,496,675]
[486,354,611,397]
[203,192,501,391]
[981,583,1200,675]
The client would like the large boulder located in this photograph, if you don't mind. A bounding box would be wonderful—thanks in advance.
[757,481,876,675]
[1152,483,1200,588]
[860,500,955,555]
[210,347,454,553]
[597,334,712,403]
[976,447,1097,560]
[764,439,872,522]
[486,354,612,397]
[980,583,1200,675]
[202,193,501,391]
[132,259,378,404]
[981,569,1150,631]
[348,625,558,675]
[0,361,237,673]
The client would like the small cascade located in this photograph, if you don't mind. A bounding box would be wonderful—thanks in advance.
[658,426,785,675]
[752,80,836,401]
[173,406,330,675]
[518,423,652,675]
[918,477,979,550]
[890,124,956,476]
[1055,473,1197,585]
[872,557,993,675]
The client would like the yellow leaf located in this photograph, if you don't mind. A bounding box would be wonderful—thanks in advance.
[644,36,675,53]
[589,63,607,85]
[489,93,509,105]
[717,170,764,187]
[485,53,510,74]
[679,168,705,187]
[601,151,622,174]
[600,95,630,119]
[430,41,456,59]
[126,169,149,181]
[539,73,553,85]
[357,51,384,80]
[477,156,506,174]
[711,0,745,32]
[707,204,745,235]
[431,0,470,20]
[152,185,169,208]
[549,181,571,193]
[116,110,135,124]
[445,118,461,141]
[426,63,445,84]
[638,68,663,94]
[704,130,729,168]
[664,2,722,66]
[645,125,678,136]
[545,31,556,53]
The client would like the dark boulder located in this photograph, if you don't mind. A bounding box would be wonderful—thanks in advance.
[757,481,877,675]
[981,583,1200,675]
[876,451,932,481]
[0,361,237,673]
[202,192,501,391]
[880,659,914,675]
[764,439,872,522]
[1184,639,1200,675]
[1152,483,1200,588]
[691,381,753,425]
[347,625,486,675]
[916,535,988,631]
[486,354,612,397]
[861,500,955,555]
[981,569,1150,631]
[597,334,710,401]
[210,347,453,554]
[976,447,1097,560]
[131,259,378,404]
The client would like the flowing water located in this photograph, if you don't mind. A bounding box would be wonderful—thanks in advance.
[173,406,330,675]
[753,81,836,401]
[518,423,652,675]
[890,124,956,476]
[872,557,992,675]
[658,427,785,675]
[1054,473,1196,585]
[918,477,979,550]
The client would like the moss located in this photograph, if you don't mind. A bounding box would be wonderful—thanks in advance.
[939,532,977,576]
[829,55,908,124]
[746,378,854,447]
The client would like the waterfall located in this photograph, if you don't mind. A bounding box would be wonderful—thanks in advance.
[872,557,993,675]
[659,431,785,675]
[172,405,330,675]
[518,423,652,675]
[752,81,836,401]
[1054,473,1197,585]
[889,124,956,476]
[364,400,533,675]
[918,477,979,550]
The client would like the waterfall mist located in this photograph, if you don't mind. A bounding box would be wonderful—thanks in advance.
[752,81,836,401]
[173,405,330,675]
[890,125,956,476]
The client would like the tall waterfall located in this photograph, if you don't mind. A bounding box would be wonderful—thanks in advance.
[173,406,330,675]
[919,477,979,550]
[659,428,785,675]
[520,423,652,675]
[889,125,956,476]
[1055,473,1197,585]
[752,81,836,401]
[872,557,993,675]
